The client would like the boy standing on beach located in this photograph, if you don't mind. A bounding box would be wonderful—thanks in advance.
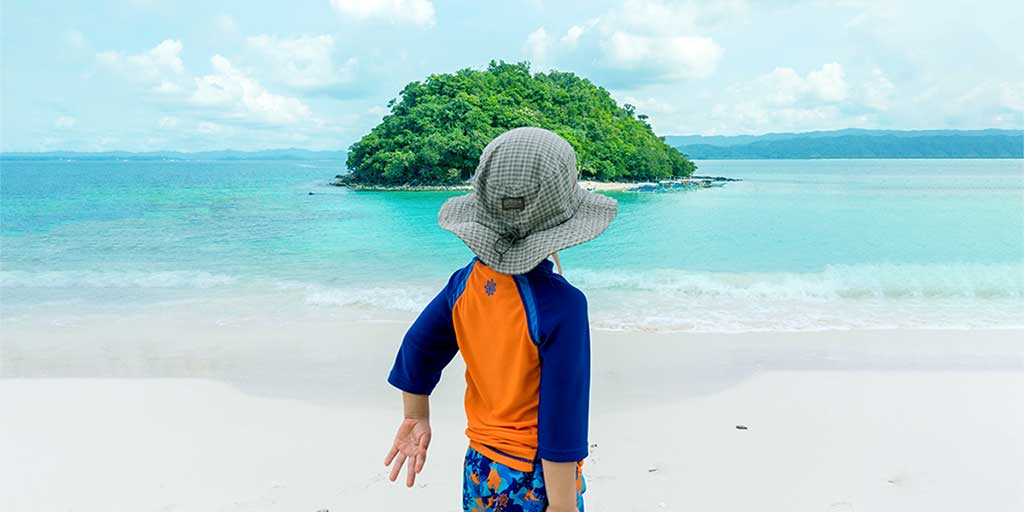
[383,127,617,511]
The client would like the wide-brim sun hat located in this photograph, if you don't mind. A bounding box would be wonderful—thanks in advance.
[438,127,618,275]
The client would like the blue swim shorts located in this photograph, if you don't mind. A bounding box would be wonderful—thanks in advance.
[462,445,585,512]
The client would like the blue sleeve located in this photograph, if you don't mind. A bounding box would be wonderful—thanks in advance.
[535,280,591,462]
[386,264,471,395]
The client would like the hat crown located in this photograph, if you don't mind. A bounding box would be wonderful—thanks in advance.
[472,127,580,238]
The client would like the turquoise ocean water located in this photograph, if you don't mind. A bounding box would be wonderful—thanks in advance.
[2,159,1022,331]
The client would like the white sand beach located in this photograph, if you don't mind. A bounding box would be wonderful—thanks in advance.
[578,180,639,191]
[2,301,1023,512]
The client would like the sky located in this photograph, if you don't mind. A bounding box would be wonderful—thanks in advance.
[1,0,1022,152]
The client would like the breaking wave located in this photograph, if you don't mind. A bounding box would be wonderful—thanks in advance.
[571,263,1023,300]
[0,270,237,289]
[4,263,1020,332]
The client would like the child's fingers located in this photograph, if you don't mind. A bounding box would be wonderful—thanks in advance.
[389,453,407,482]
[415,435,429,473]
[384,445,399,466]
[415,450,427,473]
[406,455,417,487]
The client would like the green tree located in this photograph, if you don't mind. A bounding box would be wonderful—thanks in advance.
[344,61,695,185]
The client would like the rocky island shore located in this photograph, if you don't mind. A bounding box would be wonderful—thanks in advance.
[332,174,741,192]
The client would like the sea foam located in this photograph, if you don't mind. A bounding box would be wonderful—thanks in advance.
[570,262,1024,300]
[0,270,237,289]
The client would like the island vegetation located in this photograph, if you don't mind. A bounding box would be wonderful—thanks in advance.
[339,61,695,188]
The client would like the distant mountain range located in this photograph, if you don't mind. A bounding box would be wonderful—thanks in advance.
[4,129,1022,161]
[0,148,346,161]
[666,129,1023,159]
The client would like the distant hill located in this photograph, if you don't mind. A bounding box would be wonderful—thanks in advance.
[668,129,1023,159]
[7,129,1022,162]
[0,148,346,161]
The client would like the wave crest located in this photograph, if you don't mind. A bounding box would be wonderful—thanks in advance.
[572,263,1023,300]
[0,270,236,288]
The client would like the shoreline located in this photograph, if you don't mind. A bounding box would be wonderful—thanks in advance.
[331,176,741,192]
[5,283,1021,335]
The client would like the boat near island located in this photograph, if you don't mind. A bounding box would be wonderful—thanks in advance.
[625,176,740,192]
[626,182,660,192]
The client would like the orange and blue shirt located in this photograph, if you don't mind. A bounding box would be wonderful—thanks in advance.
[388,257,590,472]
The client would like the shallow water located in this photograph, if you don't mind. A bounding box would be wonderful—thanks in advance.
[2,158,1022,331]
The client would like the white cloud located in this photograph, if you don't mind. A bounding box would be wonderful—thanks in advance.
[537,1,735,84]
[709,101,846,134]
[96,40,317,128]
[948,80,1024,127]
[190,55,311,124]
[754,68,804,105]
[329,0,435,27]
[614,0,701,33]
[560,25,585,48]
[861,67,895,111]
[524,28,549,68]
[703,63,858,133]
[749,63,849,106]
[54,116,77,129]
[152,80,183,95]
[997,81,1024,112]
[247,34,356,90]
[97,39,185,86]
[806,62,847,102]
[603,31,722,79]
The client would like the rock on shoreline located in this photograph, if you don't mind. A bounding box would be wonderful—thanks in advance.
[331,175,471,191]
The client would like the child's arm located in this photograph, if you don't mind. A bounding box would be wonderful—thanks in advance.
[384,265,469,488]
[384,392,432,487]
[540,459,578,511]
[536,286,591,506]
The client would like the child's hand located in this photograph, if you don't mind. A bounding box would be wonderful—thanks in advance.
[384,417,431,487]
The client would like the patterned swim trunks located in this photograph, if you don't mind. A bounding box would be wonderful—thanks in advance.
[462,446,585,512]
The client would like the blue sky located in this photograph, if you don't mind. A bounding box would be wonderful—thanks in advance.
[2,0,1022,152]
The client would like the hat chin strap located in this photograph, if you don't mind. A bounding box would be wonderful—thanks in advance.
[491,228,523,265]
[551,252,563,275]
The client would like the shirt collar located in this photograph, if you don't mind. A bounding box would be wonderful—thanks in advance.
[472,256,554,275]
[528,258,555,275]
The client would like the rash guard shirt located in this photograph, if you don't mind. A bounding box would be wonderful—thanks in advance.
[387,257,590,471]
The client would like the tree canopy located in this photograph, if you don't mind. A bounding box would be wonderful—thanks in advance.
[344,61,695,185]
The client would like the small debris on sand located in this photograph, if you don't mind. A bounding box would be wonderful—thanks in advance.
[736,425,748,430]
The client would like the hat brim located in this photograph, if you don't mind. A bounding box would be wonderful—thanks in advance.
[438,186,618,274]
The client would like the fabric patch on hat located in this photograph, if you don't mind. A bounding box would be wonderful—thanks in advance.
[501,197,525,211]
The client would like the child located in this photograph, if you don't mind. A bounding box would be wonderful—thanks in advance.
[383,127,617,511]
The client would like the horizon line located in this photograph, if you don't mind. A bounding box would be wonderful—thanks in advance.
[2,127,1021,155]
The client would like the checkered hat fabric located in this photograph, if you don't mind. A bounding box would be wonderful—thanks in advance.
[438,127,618,274]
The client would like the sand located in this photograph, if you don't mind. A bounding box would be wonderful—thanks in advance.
[2,302,1023,511]
[578,180,640,191]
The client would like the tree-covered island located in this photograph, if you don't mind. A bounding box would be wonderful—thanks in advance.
[336,61,695,189]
